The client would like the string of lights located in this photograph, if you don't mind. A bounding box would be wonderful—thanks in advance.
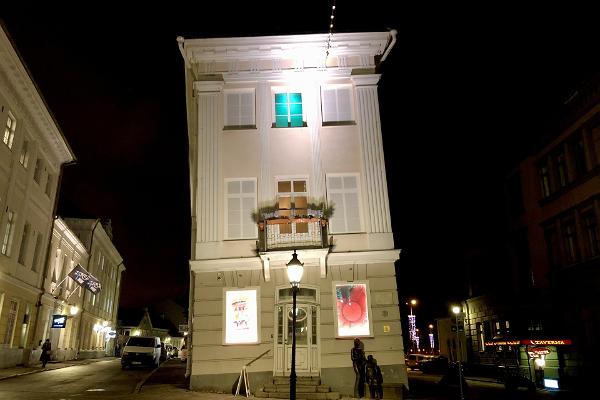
[325,0,337,59]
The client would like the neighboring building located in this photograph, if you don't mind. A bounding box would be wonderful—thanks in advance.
[179,30,407,397]
[462,74,600,389]
[0,24,75,368]
[62,218,125,359]
[117,307,184,351]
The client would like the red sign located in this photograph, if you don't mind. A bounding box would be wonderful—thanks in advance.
[521,339,572,346]
[528,347,551,356]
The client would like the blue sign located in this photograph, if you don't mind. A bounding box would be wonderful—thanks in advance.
[52,315,67,328]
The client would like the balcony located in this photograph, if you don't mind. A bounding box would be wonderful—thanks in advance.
[257,217,329,252]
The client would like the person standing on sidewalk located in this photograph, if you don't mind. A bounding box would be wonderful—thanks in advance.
[40,339,51,368]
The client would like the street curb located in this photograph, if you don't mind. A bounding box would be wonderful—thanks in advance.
[0,358,110,382]
[134,364,161,394]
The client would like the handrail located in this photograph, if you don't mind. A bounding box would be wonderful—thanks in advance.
[246,349,270,367]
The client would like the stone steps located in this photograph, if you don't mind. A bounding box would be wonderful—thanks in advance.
[256,376,340,400]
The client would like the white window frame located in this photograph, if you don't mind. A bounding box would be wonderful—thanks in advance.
[3,112,16,149]
[222,287,261,345]
[223,88,256,129]
[224,178,258,240]
[271,86,306,128]
[2,210,17,256]
[3,299,19,346]
[326,173,364,234]
[275,175,309,210]
[321,84,354,125]
[19,140,30,168]
[332,280,374,338]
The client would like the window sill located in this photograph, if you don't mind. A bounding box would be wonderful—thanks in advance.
[271,123,308,128]
[223,125,257,131]
[538,165,600,206]
[322,121,356,127]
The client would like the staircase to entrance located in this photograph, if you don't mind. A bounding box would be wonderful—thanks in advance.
[255,376,340,399]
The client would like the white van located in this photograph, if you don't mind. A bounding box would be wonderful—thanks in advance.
[121,336,161,369]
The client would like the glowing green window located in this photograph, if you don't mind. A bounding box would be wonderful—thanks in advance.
[275,92,304,127]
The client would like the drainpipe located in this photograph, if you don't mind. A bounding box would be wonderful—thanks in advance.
[186,269,194,380]
[380,29,397,62]
[29,160,76,356]
[74,218,101,359]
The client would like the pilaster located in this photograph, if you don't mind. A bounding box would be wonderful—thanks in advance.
[194,81,224,243]
[352,74,392,233]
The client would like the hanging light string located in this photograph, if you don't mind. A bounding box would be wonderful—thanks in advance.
[325,0,337,59]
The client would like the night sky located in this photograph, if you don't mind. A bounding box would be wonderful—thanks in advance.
[2,5,597,328]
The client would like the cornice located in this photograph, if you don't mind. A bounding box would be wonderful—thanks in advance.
[0,27,75,166]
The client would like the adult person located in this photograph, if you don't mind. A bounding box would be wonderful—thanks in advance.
[40,339,51,368]
[365,354,383,399]
[351,338,366,398]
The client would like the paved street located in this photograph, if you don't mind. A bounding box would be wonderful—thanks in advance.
[0,358,584,400]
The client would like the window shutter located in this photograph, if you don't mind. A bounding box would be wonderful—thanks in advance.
[226,179,257,239]
[322,89,338,123]
[240,92,254,126]
[329,192,345,233]
[322,87,352,123]
[327,175,361,233]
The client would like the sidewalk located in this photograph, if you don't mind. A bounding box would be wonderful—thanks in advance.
[0,356,116,381]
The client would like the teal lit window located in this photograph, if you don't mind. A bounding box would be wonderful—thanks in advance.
[275,93,304,128]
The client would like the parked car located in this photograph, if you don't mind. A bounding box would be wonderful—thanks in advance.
[406,353,435,370]
[121,336,161,369]
[420,355,449,374]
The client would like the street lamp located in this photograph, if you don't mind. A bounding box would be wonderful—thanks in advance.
[407,299,418,352]
[286,250,304,400]
[428,324,435,354]
[452,305,465,400]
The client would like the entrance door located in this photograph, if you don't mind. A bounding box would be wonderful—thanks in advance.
[275,303,319,376]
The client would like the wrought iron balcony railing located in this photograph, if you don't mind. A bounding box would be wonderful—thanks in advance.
[257,217,329,252]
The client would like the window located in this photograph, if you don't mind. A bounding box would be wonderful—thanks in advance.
[538,161,551,198]
[276,179,308,220]
[224,90,255,129]
[33,159,42,184]
[31,233,42,272]
[582,211,599,258]
[552,148,567,188]
[2,210,16,256]
[570,132,589,178]
[333,281,372,337]
[225,178,257,239]
[3,112,16,149]
[45,174,53,197]
[562,218,579,264]
[274,91,304,128]
[223,288,260,344]
[321,85,353,124]
[19,140,30,168]
[3,299,18,346]
[476,322,485,351]
[327,174,362,233]
[17,222,30,265]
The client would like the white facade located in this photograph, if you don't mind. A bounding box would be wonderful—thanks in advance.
[180,31,407,396]
[0,25,75,368]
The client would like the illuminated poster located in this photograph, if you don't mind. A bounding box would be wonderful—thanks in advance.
[225,289,259,344]
[334,282,371,337]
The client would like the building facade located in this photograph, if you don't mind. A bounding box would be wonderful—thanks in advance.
[0,24,75,368]
[63,218,125,359]
[462,74,600,389]
[179,31,407,396]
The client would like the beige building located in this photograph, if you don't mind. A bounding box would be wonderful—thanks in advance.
[63,218,125,359]
[179,31,408,397]
[0,24,75,368]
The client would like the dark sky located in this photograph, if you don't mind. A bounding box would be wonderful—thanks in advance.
[2,5,597,325]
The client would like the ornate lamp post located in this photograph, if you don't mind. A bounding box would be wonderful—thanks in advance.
[286,250,304,400]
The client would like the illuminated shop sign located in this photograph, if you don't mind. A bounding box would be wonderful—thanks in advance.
[528,347,551,357]
[333,282,371,337]
[52,315,67,328]
[521,339,572,346]
[224,288,259,344]
[485,339,572,347]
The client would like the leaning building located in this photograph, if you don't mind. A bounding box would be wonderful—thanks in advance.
[179,30,407,397]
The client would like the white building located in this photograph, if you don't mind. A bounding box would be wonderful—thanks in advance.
[179,30,408,397]
[62,218,125,359]
[0,24,75,368]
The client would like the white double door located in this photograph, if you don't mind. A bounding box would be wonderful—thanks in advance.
[274,303,319,376]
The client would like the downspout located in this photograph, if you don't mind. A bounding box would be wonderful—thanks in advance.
[186,269,194,380]
[74,218,101,359]
[29,159,76,352]
[380,29,397,62]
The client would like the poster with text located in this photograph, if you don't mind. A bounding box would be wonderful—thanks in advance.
[335,283,371,337]
[225,289,259,344]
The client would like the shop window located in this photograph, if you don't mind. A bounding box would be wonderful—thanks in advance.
[223,288,260,344]
[333,281,372,337]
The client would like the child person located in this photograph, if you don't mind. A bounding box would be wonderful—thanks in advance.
[365,354,384,399]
